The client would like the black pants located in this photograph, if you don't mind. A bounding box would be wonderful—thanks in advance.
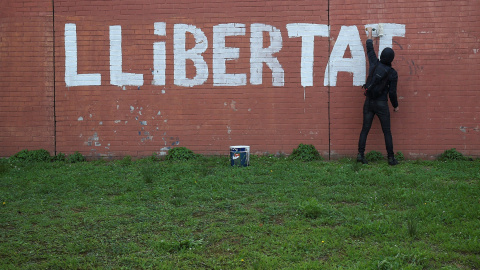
[358,98,394,157]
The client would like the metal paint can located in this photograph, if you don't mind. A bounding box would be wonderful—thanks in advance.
[230,145,250,167]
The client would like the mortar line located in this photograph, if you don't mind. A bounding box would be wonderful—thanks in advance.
[327,0,331,160]
[52,0,57,155]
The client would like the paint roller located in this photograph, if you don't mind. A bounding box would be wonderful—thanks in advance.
[365,24,384,37]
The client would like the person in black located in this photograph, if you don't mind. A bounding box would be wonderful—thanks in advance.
[357,27,399,166]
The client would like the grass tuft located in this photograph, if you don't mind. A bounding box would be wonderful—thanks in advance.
[10,149,51,162]
[166,147,199,161]
[366,150,384,161]
[289,144,323,162]
[438,148,471,161]
[140,165,156,184]
[299,198,327,219]
[67,151,86,163]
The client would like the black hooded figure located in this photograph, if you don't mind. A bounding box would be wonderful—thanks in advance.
[380,47,395,66]
[357,28,399,166]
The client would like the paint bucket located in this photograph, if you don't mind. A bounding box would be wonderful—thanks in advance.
[230,145,250,167]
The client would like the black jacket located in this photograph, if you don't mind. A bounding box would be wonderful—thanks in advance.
[366,39,398,108]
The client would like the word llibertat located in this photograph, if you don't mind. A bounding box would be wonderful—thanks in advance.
[65,23,405,88]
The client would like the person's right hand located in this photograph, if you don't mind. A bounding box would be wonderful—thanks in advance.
[366,27,373,39]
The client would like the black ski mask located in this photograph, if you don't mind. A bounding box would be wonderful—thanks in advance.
[380,47,395,66]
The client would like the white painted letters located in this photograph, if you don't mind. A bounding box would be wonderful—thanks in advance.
[64,24,101,87]
[109,25,144,87]
[64,22,406,88]
[250,24,284,86]
[324,26,366,86]
[213,23,247,86]
[153,22,166,86]
[174,24,209,87]
[365,23,406,55]
[287,23,329,87]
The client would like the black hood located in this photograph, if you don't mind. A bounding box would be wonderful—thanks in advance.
[380,47,395,66]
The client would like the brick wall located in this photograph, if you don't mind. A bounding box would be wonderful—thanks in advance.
[329,0,480,159]
[1,0,479,159]
[0,0,55,156]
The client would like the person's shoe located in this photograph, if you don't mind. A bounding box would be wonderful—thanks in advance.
[388,156,399,166]
[357,153,368,164]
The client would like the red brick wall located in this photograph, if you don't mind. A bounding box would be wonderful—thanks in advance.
[0,0,55,156]
[1,0,479,159]
[329,0,480,159]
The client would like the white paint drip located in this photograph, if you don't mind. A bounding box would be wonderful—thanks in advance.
[230,100,237,111]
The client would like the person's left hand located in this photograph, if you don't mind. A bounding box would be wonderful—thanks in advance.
[394,107,399,112]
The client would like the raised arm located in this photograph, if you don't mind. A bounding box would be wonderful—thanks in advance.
[365,27,379,67]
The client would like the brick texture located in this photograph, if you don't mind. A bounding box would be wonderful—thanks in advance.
[1,0,479,159]
[0,0,55,156]
[329,0,480,158]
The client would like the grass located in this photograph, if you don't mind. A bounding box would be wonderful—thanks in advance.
[1,156,479,269]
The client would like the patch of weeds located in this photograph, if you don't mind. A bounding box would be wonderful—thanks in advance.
[299,198,326,219]
[118,156,133,166]
[366,150,384,162]
[145,153,160,162]
[135,153,162,165]
[166,147,199,161]
[154,238,204,253]
[52,152,67,162]
[352,161,364,172]
[350,223,375,238]
[67,151,86,163]
[289,144,323,162]
[11,149,52,162]
[395,151,405,161]
[89,159,108,166]
[406,214,418,239]
[438,148,471,161]
[0,159,11,175]
[377,252,428,270]
[141,166,156,184]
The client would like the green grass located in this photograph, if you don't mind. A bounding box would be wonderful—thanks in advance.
[1,156,479,269]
